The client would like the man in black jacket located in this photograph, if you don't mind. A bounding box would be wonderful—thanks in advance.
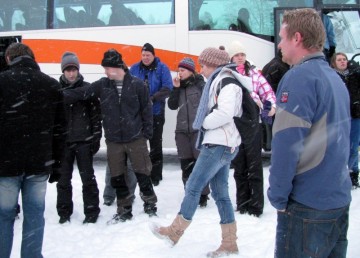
[64,49,157,224]
[0,43,67,258]
[56,52,102,224]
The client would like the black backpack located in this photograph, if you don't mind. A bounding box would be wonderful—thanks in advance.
[211,76,259,145]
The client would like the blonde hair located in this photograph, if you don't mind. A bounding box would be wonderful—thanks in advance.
[282,8,325,51]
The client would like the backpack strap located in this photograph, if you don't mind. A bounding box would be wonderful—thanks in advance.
[217,77,259,122]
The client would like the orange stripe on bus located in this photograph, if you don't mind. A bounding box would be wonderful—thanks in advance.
[22,39,200,72]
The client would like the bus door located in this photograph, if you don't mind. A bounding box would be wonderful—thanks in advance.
[0,36,21,72]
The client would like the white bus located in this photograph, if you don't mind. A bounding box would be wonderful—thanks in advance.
[0,0,359,150]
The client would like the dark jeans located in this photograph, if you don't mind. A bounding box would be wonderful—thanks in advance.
[56,143,100,218]
[149,114,165,182]
[232,123,263,214]
[275,200,350,258]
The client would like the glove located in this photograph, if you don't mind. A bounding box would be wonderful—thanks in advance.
[91,140,100,155]
[261,100,273,125]
[49,168,61,183]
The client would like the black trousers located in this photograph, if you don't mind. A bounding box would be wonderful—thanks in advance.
[232,123,264,214]
[149,114,165,182]
[56,142,100,217]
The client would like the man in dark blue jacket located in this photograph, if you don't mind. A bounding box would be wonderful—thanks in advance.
[0,43,67,258]
[56,52,102,224]
[268,8,352,258]
[130,43,173,186]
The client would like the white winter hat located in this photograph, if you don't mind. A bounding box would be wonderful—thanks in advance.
[227,41,247,60]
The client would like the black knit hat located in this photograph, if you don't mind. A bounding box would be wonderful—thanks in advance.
[142,43,155,56]
[101,49,125,68]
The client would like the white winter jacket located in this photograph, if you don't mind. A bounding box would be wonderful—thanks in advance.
[202,67,243,148]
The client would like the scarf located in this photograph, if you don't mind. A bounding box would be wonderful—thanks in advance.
[192,66,222,149]
[337,69,349,77]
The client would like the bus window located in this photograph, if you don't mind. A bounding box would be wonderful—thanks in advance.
[54,0,93,28]
[0,10,4,31]
[326,10,360,54]
[54,0,174,28]
[11,1,47,31]
[191,0,277,37]
[98,0,173,26]
[322,0,357,3]
[97,2,145,26]
[189,0,314,42]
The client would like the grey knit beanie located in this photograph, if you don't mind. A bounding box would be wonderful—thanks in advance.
[61,52,80,72]
[198,47,230,67]
[178,57,195,73]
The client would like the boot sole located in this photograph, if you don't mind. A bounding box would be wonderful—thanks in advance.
[149,222,175,247]
[106,215,132,225]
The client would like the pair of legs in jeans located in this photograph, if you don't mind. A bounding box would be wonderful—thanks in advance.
[0,173,48,258]
[179,144,238,223]
[275,199,349,258]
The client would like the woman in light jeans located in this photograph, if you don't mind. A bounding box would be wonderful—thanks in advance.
[151,47,244,257]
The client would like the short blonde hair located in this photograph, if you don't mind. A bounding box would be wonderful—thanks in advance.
[282,8,325,51]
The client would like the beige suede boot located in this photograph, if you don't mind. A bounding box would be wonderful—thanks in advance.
[207,222,239,257]
[150,214,191,246]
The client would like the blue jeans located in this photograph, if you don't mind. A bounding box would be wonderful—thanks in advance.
[348,118,360,172]
[275,200,349,258]
[0,174,48,258]
[179,144,238,224]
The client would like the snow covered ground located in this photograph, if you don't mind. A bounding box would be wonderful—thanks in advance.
[11,155,360,258]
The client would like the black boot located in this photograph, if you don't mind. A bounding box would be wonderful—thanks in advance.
[107,206,133,225]
[199,195,209,208]
[350,172,359,189]
[144,202,157,217]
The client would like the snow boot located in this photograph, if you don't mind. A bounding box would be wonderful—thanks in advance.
[106,206,132,225]
[150,214,191,246]
[207,222,239,257]
[144,202,157,217]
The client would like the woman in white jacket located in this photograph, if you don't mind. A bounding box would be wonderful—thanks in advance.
[151,47,242,257]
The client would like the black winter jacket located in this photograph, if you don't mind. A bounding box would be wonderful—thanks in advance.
[337,67,360,118]
[60,74,102,143]
[64,72,153,143]
[261,56,289,93]
[168,74,204,133]
[0,56,67,177]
